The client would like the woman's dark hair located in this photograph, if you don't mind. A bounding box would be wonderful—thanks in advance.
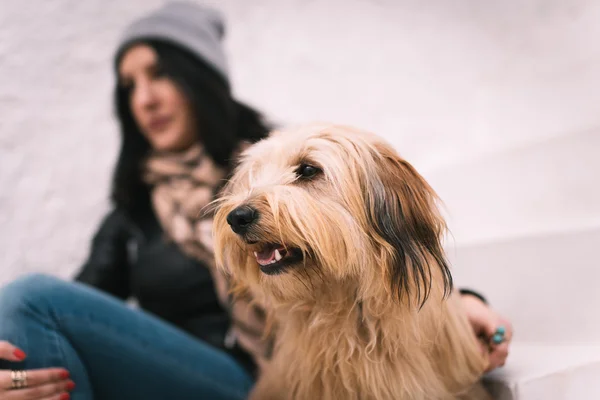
[111,40,271,215]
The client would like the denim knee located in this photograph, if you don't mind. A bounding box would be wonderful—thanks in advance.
[0,273,65,319]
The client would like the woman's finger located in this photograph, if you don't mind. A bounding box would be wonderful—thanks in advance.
[487,319,513,348]
[482,316,503,338]
[37,393,71,400]
[486,342,510,372]
[0,341,26,362]
[0,368,69,391]
[2,379,74,399]
[503,321,514,342]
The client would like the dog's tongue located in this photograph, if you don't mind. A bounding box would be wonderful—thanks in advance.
[254,245,286,265]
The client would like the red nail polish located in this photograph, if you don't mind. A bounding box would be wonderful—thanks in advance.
[60,370,70,379]
[66,381,76,391]
[60,393,71,400]
[13,349,26,360]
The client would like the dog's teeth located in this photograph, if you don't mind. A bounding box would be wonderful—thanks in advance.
[274,249,282,261]
[253,251,258,258]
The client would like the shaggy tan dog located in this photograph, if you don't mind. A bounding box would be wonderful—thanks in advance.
[214,124,490,400]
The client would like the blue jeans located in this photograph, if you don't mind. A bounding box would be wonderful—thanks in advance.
[0,274,254,399]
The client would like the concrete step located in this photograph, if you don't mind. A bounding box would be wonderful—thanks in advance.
[485,342,600,400]
[448,227,600,343]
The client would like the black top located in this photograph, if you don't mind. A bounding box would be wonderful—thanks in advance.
[75,207,255,373]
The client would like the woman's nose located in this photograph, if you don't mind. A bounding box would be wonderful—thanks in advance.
[133,81,158,109]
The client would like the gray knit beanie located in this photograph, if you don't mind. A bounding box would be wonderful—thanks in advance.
[116,2,229,82]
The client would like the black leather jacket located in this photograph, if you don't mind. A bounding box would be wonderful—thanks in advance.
[75,207,231,353]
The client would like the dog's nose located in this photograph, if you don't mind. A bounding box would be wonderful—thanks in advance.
[227,205,258,234]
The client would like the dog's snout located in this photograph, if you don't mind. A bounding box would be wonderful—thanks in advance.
[227,205,258,234]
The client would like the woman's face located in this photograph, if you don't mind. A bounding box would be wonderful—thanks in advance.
[119,44,198,152]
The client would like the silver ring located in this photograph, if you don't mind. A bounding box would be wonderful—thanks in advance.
[11,370,27,389]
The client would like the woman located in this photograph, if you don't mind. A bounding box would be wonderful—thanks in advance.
[0,3,511,399]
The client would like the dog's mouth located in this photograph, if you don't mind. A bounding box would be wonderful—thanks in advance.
[252,243,303,275]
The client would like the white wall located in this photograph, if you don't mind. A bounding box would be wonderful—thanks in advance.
[2,0,599,292]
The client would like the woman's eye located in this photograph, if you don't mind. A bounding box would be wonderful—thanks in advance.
[153,64,167,78]
[119,79,134,91]
[296,164,321,179]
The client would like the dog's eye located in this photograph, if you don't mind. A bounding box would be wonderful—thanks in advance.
[296,164,321,179]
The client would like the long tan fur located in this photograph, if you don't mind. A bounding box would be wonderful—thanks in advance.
[214,124,490,400]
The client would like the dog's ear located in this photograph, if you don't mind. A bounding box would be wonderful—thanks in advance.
[366,144,453,307]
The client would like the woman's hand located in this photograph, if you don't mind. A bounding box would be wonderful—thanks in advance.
[0,341,74,399]
[461,294,513,372]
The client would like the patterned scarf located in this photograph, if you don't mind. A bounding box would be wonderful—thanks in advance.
[143,143,227,264]
[143,142,272,371]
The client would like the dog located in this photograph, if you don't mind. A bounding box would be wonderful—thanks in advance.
[213,124,491,400]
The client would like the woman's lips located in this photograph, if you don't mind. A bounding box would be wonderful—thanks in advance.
[147,116,172,132]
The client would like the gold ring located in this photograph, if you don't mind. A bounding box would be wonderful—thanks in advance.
[11,370,27,389]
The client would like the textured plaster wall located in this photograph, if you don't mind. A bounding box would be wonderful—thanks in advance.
[2,0,599,289]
